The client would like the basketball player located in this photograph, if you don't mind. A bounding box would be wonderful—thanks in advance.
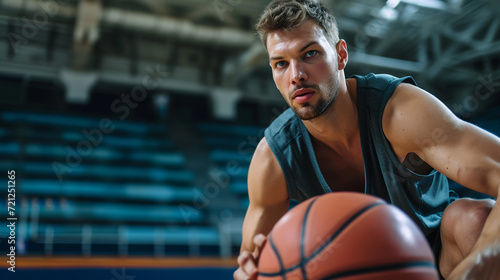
[234,1,500,279]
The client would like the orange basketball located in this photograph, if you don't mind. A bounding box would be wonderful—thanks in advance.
[257,192,440,280]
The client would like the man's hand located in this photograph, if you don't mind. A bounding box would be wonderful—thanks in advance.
[234,234,267,280]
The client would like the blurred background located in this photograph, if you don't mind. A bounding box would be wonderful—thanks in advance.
[0,0,499,279]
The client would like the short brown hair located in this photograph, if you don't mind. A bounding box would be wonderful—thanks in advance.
[256,0,339,48]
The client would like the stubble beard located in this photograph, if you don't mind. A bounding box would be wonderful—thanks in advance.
[292,76,339,121]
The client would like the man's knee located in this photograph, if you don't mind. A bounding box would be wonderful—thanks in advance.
[439,198,495,278]
[442,198,495,243]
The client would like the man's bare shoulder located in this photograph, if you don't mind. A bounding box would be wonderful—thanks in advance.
[382,82,462,157]
[248,137,288,207]
[253,137,273,157]
[250,137,284,183]
[384,82,459,129]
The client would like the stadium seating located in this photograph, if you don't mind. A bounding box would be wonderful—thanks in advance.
[0,110,222,257]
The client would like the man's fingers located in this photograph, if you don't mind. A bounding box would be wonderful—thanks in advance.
[253,234,267,249]
[234,235,267,279]
[234,267,255,280]
[243,255,258,278]
[253,233,267,261]
[236,251,258,278]
[237,250,251,266]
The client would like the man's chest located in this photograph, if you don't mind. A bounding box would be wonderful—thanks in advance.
[315,147,366,193]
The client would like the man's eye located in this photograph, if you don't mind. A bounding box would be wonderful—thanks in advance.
[305,50,317,57]
[276,61,287,68]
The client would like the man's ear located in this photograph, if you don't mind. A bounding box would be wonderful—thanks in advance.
[336,40,348,70]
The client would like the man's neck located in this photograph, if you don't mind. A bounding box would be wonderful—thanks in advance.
[303,77,359,151]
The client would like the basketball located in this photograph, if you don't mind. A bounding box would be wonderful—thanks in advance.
[257,192,440,280]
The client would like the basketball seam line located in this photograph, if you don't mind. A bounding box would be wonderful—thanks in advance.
[300,197,320,280]
[257,201,385,277]
[269,232,287,280]
[319,261,437,280]
[304,201,386,263]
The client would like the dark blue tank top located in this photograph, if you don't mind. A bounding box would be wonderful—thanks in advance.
[264,73,452,235]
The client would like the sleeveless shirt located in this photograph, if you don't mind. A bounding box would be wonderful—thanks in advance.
[264,73,452,236]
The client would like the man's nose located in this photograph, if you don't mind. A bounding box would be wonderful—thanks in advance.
[290,60,308,85]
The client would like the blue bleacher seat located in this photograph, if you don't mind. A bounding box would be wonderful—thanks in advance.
[20,179,196,203]
[229,181,248,195]
[209,149,252,164]
[21,162,194,183]
[23,143,185,166]
[129,151,185,166]
[0,142,20,156]
[62,132,175,150]
[24,199,204,224]
[2,111,98,129]
[1,111,165,135]
[24,144,123,161]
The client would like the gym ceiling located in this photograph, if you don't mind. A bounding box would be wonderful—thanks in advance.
[1,0,499,119]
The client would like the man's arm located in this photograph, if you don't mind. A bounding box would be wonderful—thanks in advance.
[241,137,290,252]
[383,82,500,279]
[234,137,289,280]
[383,82,500,197]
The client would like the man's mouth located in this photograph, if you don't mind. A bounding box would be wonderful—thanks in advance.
[292,88,315,103]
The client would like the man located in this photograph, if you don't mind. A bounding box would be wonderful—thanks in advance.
[234,0,500,280]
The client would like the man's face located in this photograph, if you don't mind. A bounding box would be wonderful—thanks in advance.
[267,20,340,120]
